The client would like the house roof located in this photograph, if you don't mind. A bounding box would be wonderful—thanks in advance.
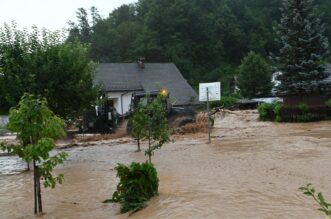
[95,63,199,106]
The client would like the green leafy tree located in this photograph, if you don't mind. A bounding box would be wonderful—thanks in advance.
[238,51,272,98]
[274,0,329,95]
[326,99,331,109]
[66,0,331,89]
[144,96,170,163]
[30,41,97,118]
[1,93,68,214]
[67,8,94,43]
[130,95,170,163]
[129,103,149,152]
[90,4,140,62]
[0,23,33,111]
[0,23,97,118]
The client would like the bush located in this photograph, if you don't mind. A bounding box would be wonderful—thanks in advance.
[326,99,331,118]
[273,103,283,122]
[104,162,159,213]
[257,103,275,121]
[257,102,283,122]
[258,101,329,122]
[297,103,313,122]
[326,99,331,109]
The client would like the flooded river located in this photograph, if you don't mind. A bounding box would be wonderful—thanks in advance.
[1,110,331,219]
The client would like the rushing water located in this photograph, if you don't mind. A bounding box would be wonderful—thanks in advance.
[1,110,331,219]
[0,155,26,175]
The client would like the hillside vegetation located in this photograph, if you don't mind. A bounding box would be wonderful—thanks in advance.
[67,0,331,94]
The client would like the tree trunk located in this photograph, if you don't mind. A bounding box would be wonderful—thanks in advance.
[31,136,42,214]
[27,162,30,171]
[148,136,151,163]
[33,160,37,214]
[137,136,140,152]
[36,166,43,213]
[26,139,31,171]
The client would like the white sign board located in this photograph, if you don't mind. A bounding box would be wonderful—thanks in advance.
[199,82,221,102]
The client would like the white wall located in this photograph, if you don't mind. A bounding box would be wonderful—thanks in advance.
[107,92,133,115]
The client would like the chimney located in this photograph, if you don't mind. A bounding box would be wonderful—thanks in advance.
[138,56,145,69]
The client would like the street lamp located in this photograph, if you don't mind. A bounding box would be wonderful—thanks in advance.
[159,88,168,97]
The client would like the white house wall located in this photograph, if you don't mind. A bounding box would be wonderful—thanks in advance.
[107,92,133,115]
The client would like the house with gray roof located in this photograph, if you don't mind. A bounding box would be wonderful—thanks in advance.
[94,62,198,115]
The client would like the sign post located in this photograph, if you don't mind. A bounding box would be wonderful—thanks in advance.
[206,87,211,143]
[199,82,221,144]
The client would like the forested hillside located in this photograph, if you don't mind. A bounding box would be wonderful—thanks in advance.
[67,0,331,94]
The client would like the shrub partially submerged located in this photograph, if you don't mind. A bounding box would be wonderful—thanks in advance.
[257,101,331,122]
[273,103,283,122]
[104,162,159,213]
[257,103,275,121]
[257,102,282,121]
[326,99,331,118]
[297,103,313,122]
[326,99,331,109]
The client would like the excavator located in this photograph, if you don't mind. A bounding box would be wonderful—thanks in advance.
[78,98,119,133]
[80,88,195,133]
[127,89,196,134]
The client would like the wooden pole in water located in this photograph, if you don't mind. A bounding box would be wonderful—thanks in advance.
[206,87,211,144]
[31,136,37,214]
[33,159,37,214]
[36,166,43,213]
[148,135,151,163]
[137,136,141,152]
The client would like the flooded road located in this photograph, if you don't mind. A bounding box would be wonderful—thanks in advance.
[1,110,331,218]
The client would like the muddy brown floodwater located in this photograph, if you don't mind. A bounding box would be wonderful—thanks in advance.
[1,110,331,219]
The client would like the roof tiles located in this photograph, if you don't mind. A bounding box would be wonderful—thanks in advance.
[94,63,198,106]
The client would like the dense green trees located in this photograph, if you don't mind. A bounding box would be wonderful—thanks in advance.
[2,0,330,109]
[67,0,331,96]
[0,23,97,118]
[238,51,272,98]
[274,0,329,95]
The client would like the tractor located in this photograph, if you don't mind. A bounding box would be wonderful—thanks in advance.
[79,98,119,133]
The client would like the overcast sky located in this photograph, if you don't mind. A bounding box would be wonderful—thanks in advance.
[0,0,136,31]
